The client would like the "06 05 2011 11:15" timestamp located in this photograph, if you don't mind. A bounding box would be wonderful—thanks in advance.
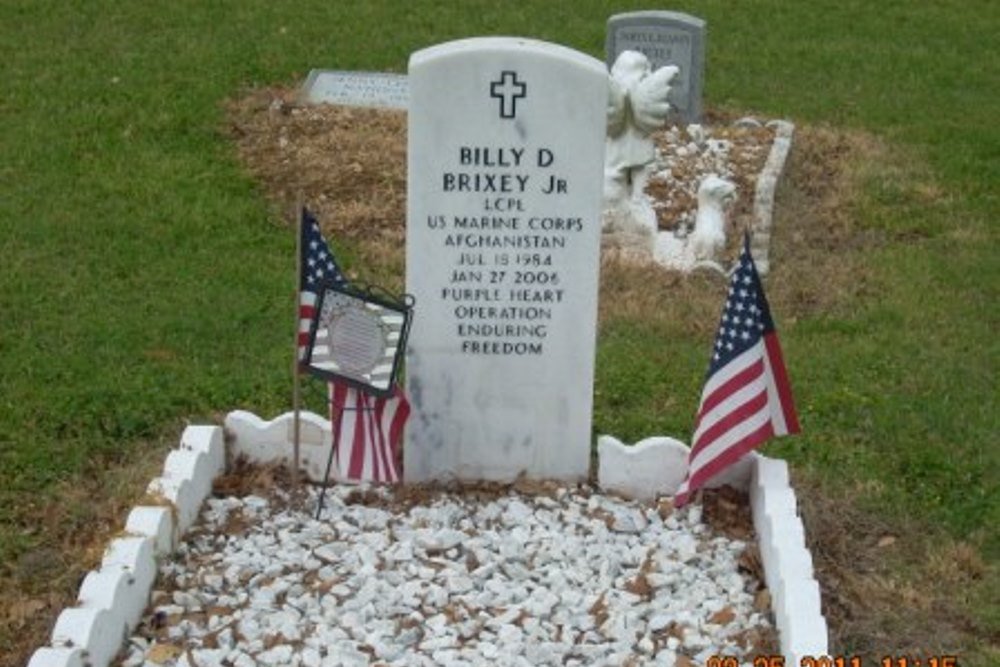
[706,656,958,667]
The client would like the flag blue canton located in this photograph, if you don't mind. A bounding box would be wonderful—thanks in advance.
[707,239,776,377]
[301,209,347,293]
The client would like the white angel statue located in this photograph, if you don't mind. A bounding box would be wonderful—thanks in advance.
[605,51,679,202]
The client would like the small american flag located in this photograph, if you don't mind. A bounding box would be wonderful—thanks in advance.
[299,208,347,361]
[299,208,409,483]
[674,235,800,507]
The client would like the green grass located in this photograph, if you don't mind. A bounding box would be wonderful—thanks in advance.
[1,0,997,661]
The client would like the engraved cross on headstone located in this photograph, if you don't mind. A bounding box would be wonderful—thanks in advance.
[490,71,527,119]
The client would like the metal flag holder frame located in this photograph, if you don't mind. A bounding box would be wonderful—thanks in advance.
[303,281,414,398]
[314,396,371,520]
[300,281,414,520]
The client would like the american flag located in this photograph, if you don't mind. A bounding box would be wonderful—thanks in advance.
[299,208,409,483]
[299,208,347,361]
[674,235,800,507]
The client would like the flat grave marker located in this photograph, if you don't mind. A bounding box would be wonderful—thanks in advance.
[300,69,409,109]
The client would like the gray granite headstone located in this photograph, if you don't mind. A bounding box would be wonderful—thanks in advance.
[405,37,607,483]
[606,11,706,124]
[300,70,409,109]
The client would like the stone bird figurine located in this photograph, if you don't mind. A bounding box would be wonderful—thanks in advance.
[690,174,737,262]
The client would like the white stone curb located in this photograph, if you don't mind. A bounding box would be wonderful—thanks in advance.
[224,409,338,482]
[27,425,225,667]
[751,456,829,663]
[25,648,85,667]
[29,416,826,665]
[750,119,795,275]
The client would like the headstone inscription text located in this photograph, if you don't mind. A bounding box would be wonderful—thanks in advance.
[606,11,706,124]
[405,38,607,482]
[300,70,409,109]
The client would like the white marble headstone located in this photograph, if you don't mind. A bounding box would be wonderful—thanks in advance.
[405,38,607,482]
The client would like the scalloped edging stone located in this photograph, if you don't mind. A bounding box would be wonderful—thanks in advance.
[225,409,334,482]
[597,435,692,498]
[597,434,757,498]
[29,414,825,665]
[25,648,86,667]
[27,425,224,667]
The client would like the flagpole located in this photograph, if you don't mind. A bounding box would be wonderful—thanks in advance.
[316,398,343,520]
[292,196,304,490]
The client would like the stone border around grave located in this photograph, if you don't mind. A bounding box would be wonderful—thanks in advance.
[749,119,795,276]
[27,426,225,667]
[27,413,826,666]
[596,435,828,660]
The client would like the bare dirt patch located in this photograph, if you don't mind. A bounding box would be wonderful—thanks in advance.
[0,441,172,667]
[226,87,407,292]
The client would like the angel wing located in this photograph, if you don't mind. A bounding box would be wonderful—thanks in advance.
[607,75,627,137]
[630,64,679,134]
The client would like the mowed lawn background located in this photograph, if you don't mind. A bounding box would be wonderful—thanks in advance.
[1,0,996,664]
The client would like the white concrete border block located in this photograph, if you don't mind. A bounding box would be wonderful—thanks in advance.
[101,536,156,613]
[786,611,829,662]
[50,607,122,667]
[26,647,87,667]
[30,422,230,666]
[776,578,822,634]
[225,409,333,482]
[750,454,828,661]
[163,449,213,508]
[79,564,149,634]
[757,486,798,538]
[596,434,690,499]
[772,543,814,598]
[181,424,225,478]
[125,505,175,556]
[596,432,759,499]
[147,475,196,533]
[759,491,803,593]
[77,569,130,637]
[752,455,789,490]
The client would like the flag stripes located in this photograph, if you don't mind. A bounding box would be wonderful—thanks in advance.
[764,334,800,434]
[298,293,317,361]
[329,383,410,483]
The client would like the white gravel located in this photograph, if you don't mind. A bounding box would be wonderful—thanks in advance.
[647,122,774,234]
[120,485,772,667]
